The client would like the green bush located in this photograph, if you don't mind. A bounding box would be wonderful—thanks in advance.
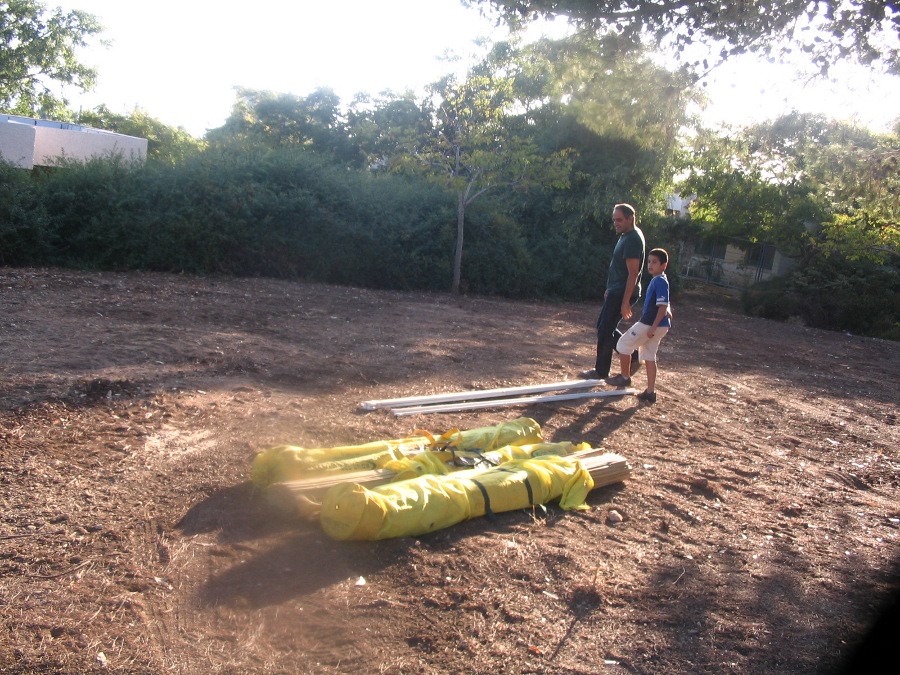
[17,145,895,343]
[0,162,50,265]
[741,276,800,321]
[742,254,900,340]
[1,147,461,289]
[444,197,528,297]
[792,255,900,339]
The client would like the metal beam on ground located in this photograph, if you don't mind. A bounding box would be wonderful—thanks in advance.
[359,379,604,411]
[391,388,638,416]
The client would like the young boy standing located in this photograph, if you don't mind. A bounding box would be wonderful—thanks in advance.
[605,248,672,403]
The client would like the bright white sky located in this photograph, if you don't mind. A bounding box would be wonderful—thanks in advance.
[52,0,899,137]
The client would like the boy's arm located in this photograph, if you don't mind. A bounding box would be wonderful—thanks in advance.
[647,304,668,338]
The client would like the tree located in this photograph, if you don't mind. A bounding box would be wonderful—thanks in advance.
[679,113,899,261]
[77,106,205,164]
[206,87,357,162]
[677,127,815,255]
[676,113,899,338]
[391,47,572,294]
[508,32,700,215]
[346,91,432,169]
[760,115,900,261]
[467,0,900,76]
[0,0,103,117]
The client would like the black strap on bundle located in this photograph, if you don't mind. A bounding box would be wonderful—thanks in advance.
[470,469,535,522]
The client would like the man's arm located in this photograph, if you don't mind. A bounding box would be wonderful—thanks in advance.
[620,257,641,320]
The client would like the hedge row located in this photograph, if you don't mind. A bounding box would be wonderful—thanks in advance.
[741,255,900,340]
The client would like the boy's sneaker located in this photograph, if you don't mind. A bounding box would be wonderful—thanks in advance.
[636,390,657,403]
[606,374,632,387]
[578,369,604,380]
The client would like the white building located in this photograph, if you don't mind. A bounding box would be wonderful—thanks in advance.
[0,115,147,169]
[665,193,696,217]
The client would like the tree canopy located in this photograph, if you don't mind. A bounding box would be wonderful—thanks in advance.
[399,48,574,294]
[468,0,900,75]
[0,0,103,117]
[679,113,899,261]
[201,34,697,295]
[206,87,359,163]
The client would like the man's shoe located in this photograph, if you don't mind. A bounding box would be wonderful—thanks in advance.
[579,369,604,380]
[606,374,632,387]
[636,390,657,403]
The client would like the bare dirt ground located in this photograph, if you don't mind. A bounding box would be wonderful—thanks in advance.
[1,267,898,674]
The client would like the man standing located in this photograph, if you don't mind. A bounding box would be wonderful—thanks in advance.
[579,203,645,380]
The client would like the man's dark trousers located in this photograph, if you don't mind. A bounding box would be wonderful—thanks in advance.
[594,291,638,377]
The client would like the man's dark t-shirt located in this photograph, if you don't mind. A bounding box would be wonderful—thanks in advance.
[606,227,645,297]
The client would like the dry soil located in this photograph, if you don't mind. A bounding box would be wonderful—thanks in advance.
[1,267,898,674]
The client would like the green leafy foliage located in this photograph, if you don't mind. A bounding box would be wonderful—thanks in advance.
[381,34,694,294]
[0,0,103,116]
[207,88,358,164]
[469,0,900,75]
[513,31,700,153]
[743,254,900,340]
[1,147,462,290]
[681,114,899,262]
[347,92,431,168]
[0,160,49,264]
[740,275,799,321]
[403,47,574,294]
[490,34,697,299]
[744,115,899,249]
[681,113,899,338]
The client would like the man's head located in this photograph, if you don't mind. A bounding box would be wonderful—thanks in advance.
[612,203,637,234]
[647,248,669,275]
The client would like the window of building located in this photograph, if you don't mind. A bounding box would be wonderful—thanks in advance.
[698,239,727,259]
[745,243,776,270]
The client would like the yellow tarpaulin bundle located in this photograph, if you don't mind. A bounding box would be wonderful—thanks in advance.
[380,441,590,481]
[431,417,543,454]
[319,454,594,541]
[477,441,589,465]
[251,417,543,488]
[251,437,428,488]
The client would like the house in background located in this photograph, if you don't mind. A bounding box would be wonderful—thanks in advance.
[680,238,795,288]
[0,114,147,169]
[665,193,695,218]
[665,194,795,289]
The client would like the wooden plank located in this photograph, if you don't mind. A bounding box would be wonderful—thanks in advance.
[264,471,397,519]
[391,388,638,416]
[359,378,603,411]
[581,453,631,488]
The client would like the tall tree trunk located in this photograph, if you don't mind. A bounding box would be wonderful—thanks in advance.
[452,191,465,294]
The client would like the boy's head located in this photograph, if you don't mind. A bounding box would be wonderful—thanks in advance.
[647,248,669,275]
